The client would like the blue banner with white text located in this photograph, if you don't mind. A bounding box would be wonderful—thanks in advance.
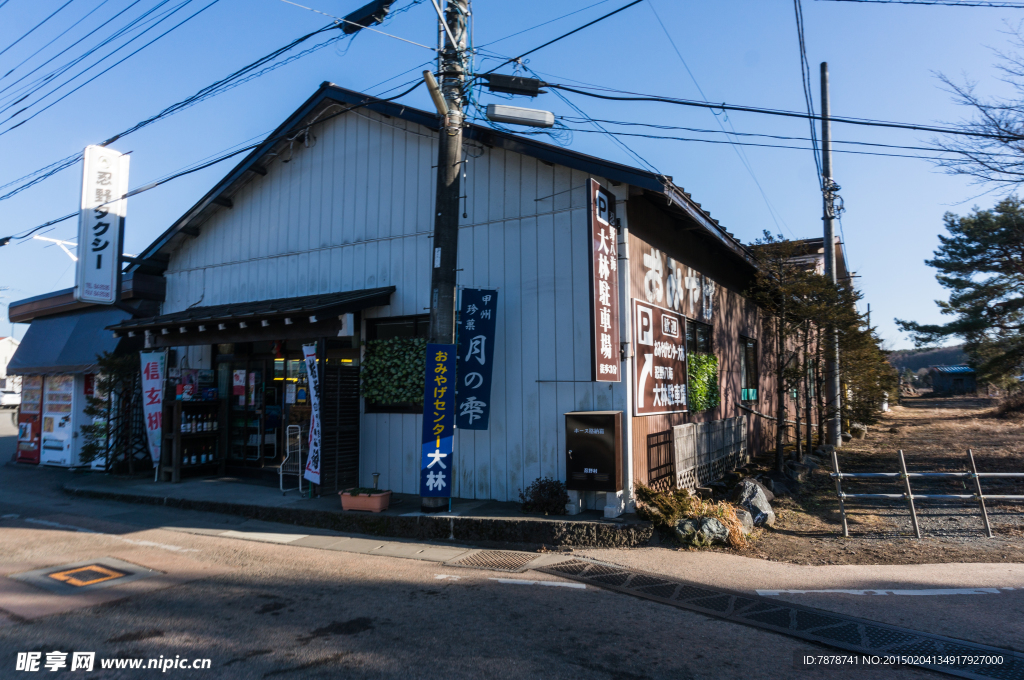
[421,343,456,497]
[455,289,498,430]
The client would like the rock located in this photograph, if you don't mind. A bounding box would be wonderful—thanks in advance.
[850,424,867,440]
[785,461,810,483]
[770,479,791,496]
[698,517,730,544]
[732,477,774,503]
[694,486,714,500]
[734,509,754,535]
[731,478,776,527]
[815,445,836,457]
[841,432,853,443]
[674,518,700,543]
[801,456,820,471]
[889,427,900,434]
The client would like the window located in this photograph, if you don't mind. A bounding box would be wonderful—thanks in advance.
[740,336,758,402]
[363,315,429,414]
[686,319,712,355]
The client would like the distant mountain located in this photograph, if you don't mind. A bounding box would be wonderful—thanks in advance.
[888,345,967,373]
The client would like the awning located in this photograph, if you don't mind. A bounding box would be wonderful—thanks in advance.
[8,306,132,375]
[107,287,395,347]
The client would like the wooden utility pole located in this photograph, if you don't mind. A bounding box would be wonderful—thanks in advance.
[821,62,842,448]
[424,0,467,512]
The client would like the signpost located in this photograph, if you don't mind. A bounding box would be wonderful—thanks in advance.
[75,145,129,305]
[455,288,497,430]
[588,178,621,382]
[632,300,688,416]
[421,343,456,499]
[302,343,322,486]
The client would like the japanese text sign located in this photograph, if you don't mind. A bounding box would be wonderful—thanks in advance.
[139,351,166,465]
[588,179,621,382]
[628,234,716,323]
[302,343,322,485]
[421,343,456,497]
[633,300,688,416]
[456,288,498,430]
[75,145,129,304]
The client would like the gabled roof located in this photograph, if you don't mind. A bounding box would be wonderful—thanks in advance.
[128,82,754,274]
[930,365,975,374]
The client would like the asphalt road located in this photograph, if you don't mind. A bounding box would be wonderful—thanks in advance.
[0,463,1009,679]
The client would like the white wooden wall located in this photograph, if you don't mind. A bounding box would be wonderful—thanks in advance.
[161,107,629,501]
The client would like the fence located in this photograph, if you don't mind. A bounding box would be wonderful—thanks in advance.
[669,416,748,490]
[830,448,1024,538]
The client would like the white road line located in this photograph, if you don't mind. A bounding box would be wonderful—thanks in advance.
[22,517,197,553]
[490,578,586,589]
[219,530,309,544]
[435,574,462,580]
[757,588,1010,596]
[1,514,20,519]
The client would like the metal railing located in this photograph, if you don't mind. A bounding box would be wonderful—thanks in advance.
[830,449,1024,539]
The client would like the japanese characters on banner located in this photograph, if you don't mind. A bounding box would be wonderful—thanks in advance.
[302,343,322,485]
[456,288,498,430]
[588,178,621,382]
[75,145,129,304]
[628,234,717,323]
[421,344,456,497]
[140,351,166,465]
[632,301,688,415]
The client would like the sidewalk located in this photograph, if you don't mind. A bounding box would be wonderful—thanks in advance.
[59,470,652,549]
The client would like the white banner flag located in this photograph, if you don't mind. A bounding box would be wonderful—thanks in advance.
[302,343,321,485]
[140,351,166,467]
[76,145,129,304]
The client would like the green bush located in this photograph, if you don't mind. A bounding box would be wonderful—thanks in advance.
[360,338,427,406]
[688,352,720,412]
[519,477,569,515]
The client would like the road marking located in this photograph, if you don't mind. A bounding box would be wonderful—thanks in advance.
[435,574,461,580]
[219,530,308,544]
[489,578,586,589]
[1,514,19,519]
[23,518,197,553]
[757,588,1009,596]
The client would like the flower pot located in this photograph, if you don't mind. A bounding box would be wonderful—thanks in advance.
[340,489,392,513]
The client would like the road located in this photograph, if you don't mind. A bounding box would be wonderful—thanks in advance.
[0,458,1009,678]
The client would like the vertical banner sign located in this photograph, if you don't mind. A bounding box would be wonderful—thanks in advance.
[455,288,498,430]
[302,343,322,485]
[140,351,166,465]
[421,344,456,497]
[588,178,621,382]
[632,300,688,415]
[75,145,129,304]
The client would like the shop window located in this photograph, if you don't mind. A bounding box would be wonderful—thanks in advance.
[740,336,758,402]
[686,320,712,355]
[363,315,429,414]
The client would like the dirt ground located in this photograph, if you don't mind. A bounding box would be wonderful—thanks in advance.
[729,395,1024,566]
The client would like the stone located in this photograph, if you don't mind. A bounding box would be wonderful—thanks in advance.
[785,461,810,483]
[850,424,867,440]
[731,477,774,503]
[734,509,754,536]
[889,427,900,434]
[694,486,714,500]
[698,517,730,545]
[815,445,836,457]
[731,478,776,527]
[841,432,853,443]
[674,518,700,543]
[801,456,821,471]
[770,478,791,497]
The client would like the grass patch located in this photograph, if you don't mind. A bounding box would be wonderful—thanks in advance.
[634,483,748,548]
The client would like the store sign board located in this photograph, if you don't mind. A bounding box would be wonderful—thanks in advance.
[75,145,129,304]
[627,233,716,323]
[421,343,456,497]
[455,288,497,430]
[632,300,688,416]
[140,351,166,465]
[588,179,621,382]
[302,343,322,485]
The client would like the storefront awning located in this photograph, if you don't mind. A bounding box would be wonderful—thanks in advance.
[8,306,132,375]
[106,287,395,346]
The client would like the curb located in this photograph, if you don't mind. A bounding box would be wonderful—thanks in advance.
[61,485,654,549]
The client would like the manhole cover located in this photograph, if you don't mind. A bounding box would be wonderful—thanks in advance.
[448,551,539,572]
[48,565,129,587]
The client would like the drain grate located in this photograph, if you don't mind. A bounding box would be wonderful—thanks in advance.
[447,550,540,573]
[538,560,1024,680]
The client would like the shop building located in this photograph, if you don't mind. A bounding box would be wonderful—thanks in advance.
[9,82,825,514]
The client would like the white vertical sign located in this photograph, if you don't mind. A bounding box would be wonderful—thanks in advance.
[140,351,166,467]
[75,145,129,304]
[302,343,322,485]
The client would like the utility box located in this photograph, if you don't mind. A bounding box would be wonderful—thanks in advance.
[565,411,622,492]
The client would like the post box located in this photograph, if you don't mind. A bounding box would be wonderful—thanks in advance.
[565,411,622,492]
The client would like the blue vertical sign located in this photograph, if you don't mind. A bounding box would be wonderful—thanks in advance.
[421,343,456,497]
[456,289,498,430]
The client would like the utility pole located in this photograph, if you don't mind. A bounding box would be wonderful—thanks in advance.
[821,62,842,448]
[424,0,467,512]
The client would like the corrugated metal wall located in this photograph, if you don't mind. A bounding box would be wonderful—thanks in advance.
[161,108,628,502]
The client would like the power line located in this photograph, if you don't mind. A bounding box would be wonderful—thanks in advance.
[816,0,1024,6]
[276,0,436,50]
[475,0,615,48]
[0,0,79,60]
[0,0,114,81]
[794,0,823,184]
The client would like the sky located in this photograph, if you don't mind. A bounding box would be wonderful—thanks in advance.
[0,0,1021,348]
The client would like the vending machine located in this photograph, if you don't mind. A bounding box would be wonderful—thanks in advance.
[15,375,42,465]
[40,374,90,468]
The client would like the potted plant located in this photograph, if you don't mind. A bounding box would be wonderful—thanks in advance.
[340,487,392,512]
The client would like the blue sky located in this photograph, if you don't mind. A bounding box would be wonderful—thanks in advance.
[0,0,1020,348]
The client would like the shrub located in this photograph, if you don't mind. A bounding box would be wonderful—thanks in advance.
[688,353,720,412]
[996,392,1024,419]
[634,482,748,548]
[519,477,569,515]
[360,337,427,406]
